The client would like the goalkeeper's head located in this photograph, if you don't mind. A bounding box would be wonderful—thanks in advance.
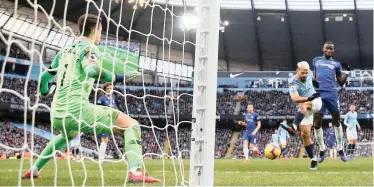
[78,14,102,44]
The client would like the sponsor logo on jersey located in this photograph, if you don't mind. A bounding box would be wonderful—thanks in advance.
[315,62,334,70]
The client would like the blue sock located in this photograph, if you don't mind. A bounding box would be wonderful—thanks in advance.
[305,144,314,159]
[294,111,305,126]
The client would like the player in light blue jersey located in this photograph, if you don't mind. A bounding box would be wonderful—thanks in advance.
[272,129,279,146]
[286,61,322,170]
[278,119,290,158]
[312,41,350,163]
[237,104,261,163]
[344,104,361,160]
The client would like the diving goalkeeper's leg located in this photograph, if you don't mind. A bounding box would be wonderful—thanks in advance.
[114,112,161,183]
[22,118,78,179]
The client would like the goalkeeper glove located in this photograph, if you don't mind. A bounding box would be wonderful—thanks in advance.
[307,92,320,101]
[125,71,142,82]
[40,84,56,97]
[115,71,142,83]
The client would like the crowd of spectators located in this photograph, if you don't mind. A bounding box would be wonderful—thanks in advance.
[0,40,30,60]
[0,121,48,158]
[1,77,373,116]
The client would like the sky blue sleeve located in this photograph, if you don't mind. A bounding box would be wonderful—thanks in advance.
[343,113,349,126]
[288,80,298,95]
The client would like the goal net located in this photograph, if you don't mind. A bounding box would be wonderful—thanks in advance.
[0,0,219,186]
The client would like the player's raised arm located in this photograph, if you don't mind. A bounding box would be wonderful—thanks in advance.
[336,62,349,87]
[39,53,60,96]
[311,58,319,88]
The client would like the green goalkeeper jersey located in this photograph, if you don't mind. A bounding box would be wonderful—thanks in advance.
[41,39,114,118]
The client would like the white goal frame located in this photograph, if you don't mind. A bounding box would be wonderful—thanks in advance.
[189,0,220,186]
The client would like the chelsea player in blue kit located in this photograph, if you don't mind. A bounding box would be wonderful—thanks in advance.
[326,122,337,159]
[97,82,119,161]
[237,104,261,163]
[344,104,361,160]
[288,61,322,170]
[312,41,349,163]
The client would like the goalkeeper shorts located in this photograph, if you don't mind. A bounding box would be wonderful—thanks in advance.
[52,103,120,137]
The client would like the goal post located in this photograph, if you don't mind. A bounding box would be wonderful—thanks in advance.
[189,0,220,186]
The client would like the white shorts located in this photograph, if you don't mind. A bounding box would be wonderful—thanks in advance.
[280,138,287,145]
[347,130,358,140]
[300,97,322,126]
[311,97,322,112]
[300,112,313,125]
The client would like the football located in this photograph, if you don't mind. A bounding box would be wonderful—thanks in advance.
[264,143,281,160]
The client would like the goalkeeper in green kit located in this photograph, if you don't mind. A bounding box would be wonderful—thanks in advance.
[22,14,160,183]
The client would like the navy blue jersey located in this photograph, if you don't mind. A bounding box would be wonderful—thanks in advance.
[244,112,260,133]
[326,127,336,143]
[98,95,118,108]
[312,56,342,92]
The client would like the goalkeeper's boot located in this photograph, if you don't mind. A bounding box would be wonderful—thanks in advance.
[318,149,327,163]
[22,169,41,179]
[338,150,348,162]
[129,172,161,183]
[280,122,298,136]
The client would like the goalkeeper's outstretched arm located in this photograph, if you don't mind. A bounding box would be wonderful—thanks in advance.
[39,53,60,96]
[82,56,126,83]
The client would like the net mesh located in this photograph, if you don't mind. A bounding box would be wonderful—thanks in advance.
[0,0,195,186]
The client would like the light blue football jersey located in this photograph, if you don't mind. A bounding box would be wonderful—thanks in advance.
[344,111,359,132]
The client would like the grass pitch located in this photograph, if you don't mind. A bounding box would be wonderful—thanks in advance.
[0,158,372,186]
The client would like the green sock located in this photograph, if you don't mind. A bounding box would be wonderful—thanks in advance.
[124,124,143,171]
[34,134,68,170]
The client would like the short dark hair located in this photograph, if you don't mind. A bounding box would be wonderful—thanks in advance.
[77,14,102,37]
[324,41,333,45]
[103,82,112,91]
